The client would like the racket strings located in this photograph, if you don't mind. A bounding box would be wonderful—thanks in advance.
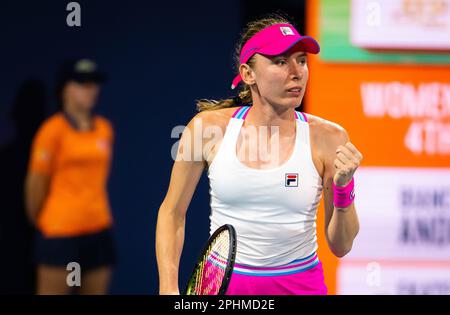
[191,230,230,295]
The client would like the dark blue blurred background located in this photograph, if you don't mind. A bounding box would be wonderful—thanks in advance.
[0,0,306,294]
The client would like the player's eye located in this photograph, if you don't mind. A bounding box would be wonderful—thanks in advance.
[274,58,287,65]
[298,57,307,65]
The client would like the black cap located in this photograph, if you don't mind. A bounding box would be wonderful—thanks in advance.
[57,58,107,85]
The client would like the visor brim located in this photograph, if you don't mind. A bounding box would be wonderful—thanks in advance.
[258,35,320,56]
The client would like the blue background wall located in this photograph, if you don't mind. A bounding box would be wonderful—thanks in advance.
[0,0,305,294]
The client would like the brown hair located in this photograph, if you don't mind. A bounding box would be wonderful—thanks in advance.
[196,14,291,112]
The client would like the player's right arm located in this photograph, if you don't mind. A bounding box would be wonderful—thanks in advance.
[156,111,211,295]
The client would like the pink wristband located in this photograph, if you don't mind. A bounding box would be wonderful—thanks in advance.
[333,178,355,208]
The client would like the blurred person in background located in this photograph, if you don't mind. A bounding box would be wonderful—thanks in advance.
[25,59,116,295]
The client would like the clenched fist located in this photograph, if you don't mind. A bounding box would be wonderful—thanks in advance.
[333,142,363,187]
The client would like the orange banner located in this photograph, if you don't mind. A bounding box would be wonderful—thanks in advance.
[306,0,450,295]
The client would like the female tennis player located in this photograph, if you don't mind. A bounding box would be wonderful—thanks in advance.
[25,59,116,294]
[156,15,362,295]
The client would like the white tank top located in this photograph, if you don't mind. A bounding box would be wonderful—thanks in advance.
[207,106,323,266]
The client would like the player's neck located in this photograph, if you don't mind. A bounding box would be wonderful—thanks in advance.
[244,100,296,136]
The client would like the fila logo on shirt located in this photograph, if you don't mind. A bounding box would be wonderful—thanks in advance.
[285,173,298,187]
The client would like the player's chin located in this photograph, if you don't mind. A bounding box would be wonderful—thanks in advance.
[270,96,302,109]
[281,97,303,109]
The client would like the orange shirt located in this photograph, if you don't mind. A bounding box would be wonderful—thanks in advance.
[29,113,114,237]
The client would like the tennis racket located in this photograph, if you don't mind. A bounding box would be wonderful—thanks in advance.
[183,224,236,295]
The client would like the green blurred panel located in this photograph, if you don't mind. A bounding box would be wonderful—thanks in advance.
[319,0,450,64]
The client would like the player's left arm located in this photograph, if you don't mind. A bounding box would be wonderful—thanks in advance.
[322,125,363,258]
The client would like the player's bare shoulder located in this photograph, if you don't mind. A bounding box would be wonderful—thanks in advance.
[304,113,349,156]
[190,107,236,133]
[186,107,237,166]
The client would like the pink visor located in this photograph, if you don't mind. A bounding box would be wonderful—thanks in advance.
[231,23,320,89]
